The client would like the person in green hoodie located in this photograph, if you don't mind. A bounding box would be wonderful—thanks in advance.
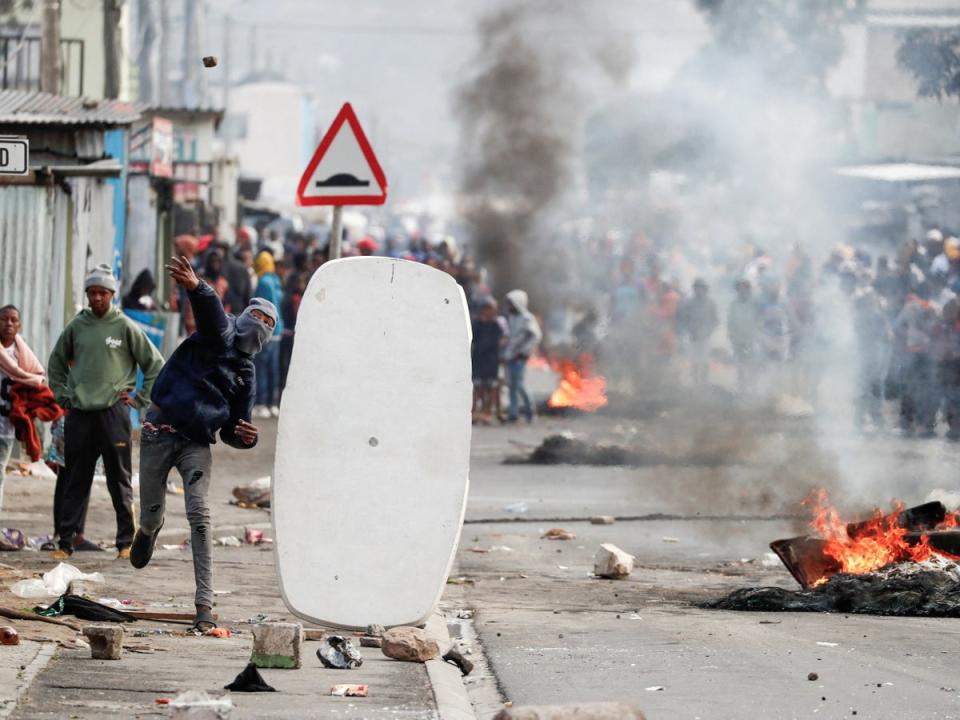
[47,264,164,559]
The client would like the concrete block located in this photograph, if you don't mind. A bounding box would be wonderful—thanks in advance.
[251,622,303,669]
[494,703,646,720]
[594,543,635,579]
[82,625,124,660]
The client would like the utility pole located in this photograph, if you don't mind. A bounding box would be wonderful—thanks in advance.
[40,0,61,95]
[158,0,170,105]
[103,0,122,99]
[136,0,157,103]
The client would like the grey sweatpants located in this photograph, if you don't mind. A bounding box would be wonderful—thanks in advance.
[138,429,213,608]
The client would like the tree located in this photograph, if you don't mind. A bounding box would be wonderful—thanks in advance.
[897,29,960,100]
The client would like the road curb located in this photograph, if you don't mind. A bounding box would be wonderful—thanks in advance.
[426,613,476,720]
[0,641,56,720]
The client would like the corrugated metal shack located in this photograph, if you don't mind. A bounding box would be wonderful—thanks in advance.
[0,89,140,364]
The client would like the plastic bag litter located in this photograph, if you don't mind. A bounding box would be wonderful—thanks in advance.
[10,562,104,599]
[317,635,363,669]
[224,663,276,692]
[169,690,234,719]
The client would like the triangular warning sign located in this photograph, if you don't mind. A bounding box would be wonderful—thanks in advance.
[296,103,388,207]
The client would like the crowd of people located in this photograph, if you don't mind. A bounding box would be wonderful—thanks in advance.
[5,218,960,629]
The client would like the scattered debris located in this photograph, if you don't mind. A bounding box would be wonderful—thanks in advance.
[224,663,276,692]
[494,703,647,719]
[447,577,475,586]
[161,542,190,551]
[317,635,363,669]
[542,528,576,541]
[205,628,232,639]
[526,435,643,466]
[168,690,233,718]
[594,543,635,579]
[645,686,665,692]
[705,558,960,617]
[303,628,325,641]
[330,684,368,697]
[381,626,440,663]
[504,502,528,514]
[232,476,271,508]
[0,625,19,645]
[816,641,838,648]
[442,648,474,676]
[10,562,104,599]
[590,516,615,525]
[244,528,272,545]
[37,594,138,623]
[202,55,218,68]
[83,624,124,660]
[662,537,680,543]
[128,610,213,623]
[0,605,81,631]
[0,528,25,550]
[808,672,819,681]
[366,624,385,638]
[490,545,513,552]
[359,636,382,648]
[456,609,473,620]
[214,536,242,547]
[251,623,303,669]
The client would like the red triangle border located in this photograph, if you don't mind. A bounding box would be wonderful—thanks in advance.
[296,102,388,207]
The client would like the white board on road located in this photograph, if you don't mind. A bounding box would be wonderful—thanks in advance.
[272,257,472,629]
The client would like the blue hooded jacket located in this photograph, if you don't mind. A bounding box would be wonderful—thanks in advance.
[150,281,258,448]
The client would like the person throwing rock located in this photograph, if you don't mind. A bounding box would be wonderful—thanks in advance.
[130,256,277,632]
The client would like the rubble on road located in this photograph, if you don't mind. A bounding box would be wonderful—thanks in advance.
[83,624,124,659]
[381,626,440,663]
[589,516,615,525]
[442,647,474,676]
[705,557,960,616]
[251,622,302,668]
[317,635,363,669]
[330,684,368,697]
[542,528,576,541]
[594,544,635,579]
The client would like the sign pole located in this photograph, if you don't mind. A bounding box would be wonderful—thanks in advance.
[329,205,344,260]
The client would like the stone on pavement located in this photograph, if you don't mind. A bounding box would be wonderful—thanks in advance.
[594,543,635,579]
[381,626,440,663]
[82,625,124,660]
[493,702,646,720]
[251,621,303,669]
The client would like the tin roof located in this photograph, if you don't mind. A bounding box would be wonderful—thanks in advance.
[0,89,141,127]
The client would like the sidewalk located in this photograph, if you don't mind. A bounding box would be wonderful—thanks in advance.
[0,418,469,719]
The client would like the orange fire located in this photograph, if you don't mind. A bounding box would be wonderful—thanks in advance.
[547,354,608,412]
[806,489,960,585]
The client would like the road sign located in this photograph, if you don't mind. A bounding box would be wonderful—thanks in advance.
[0,137,28,175]
[296,103,387,207]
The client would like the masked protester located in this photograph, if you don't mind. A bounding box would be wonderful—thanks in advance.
[130,256,276,633]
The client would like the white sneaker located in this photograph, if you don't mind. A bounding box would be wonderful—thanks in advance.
[253,405,271,419]
[269,405,281,417]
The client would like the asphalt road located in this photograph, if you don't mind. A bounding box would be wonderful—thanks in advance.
[456,396,960,720]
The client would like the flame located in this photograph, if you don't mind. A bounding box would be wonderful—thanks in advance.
[805,489,960,585]
[547,354,608,412]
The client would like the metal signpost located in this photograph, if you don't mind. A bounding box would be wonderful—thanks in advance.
[0,137,29,176]
[295,103,388,258]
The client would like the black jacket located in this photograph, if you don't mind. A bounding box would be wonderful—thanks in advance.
[150,281,256,448]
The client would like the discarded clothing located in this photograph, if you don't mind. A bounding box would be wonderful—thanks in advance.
[36,594,138,622]
[317,635,363,669]
[0,527,25,550]
[9,384,63,461]
[224,663,276,692]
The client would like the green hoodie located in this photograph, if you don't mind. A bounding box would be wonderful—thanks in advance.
[48,307,164,411]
